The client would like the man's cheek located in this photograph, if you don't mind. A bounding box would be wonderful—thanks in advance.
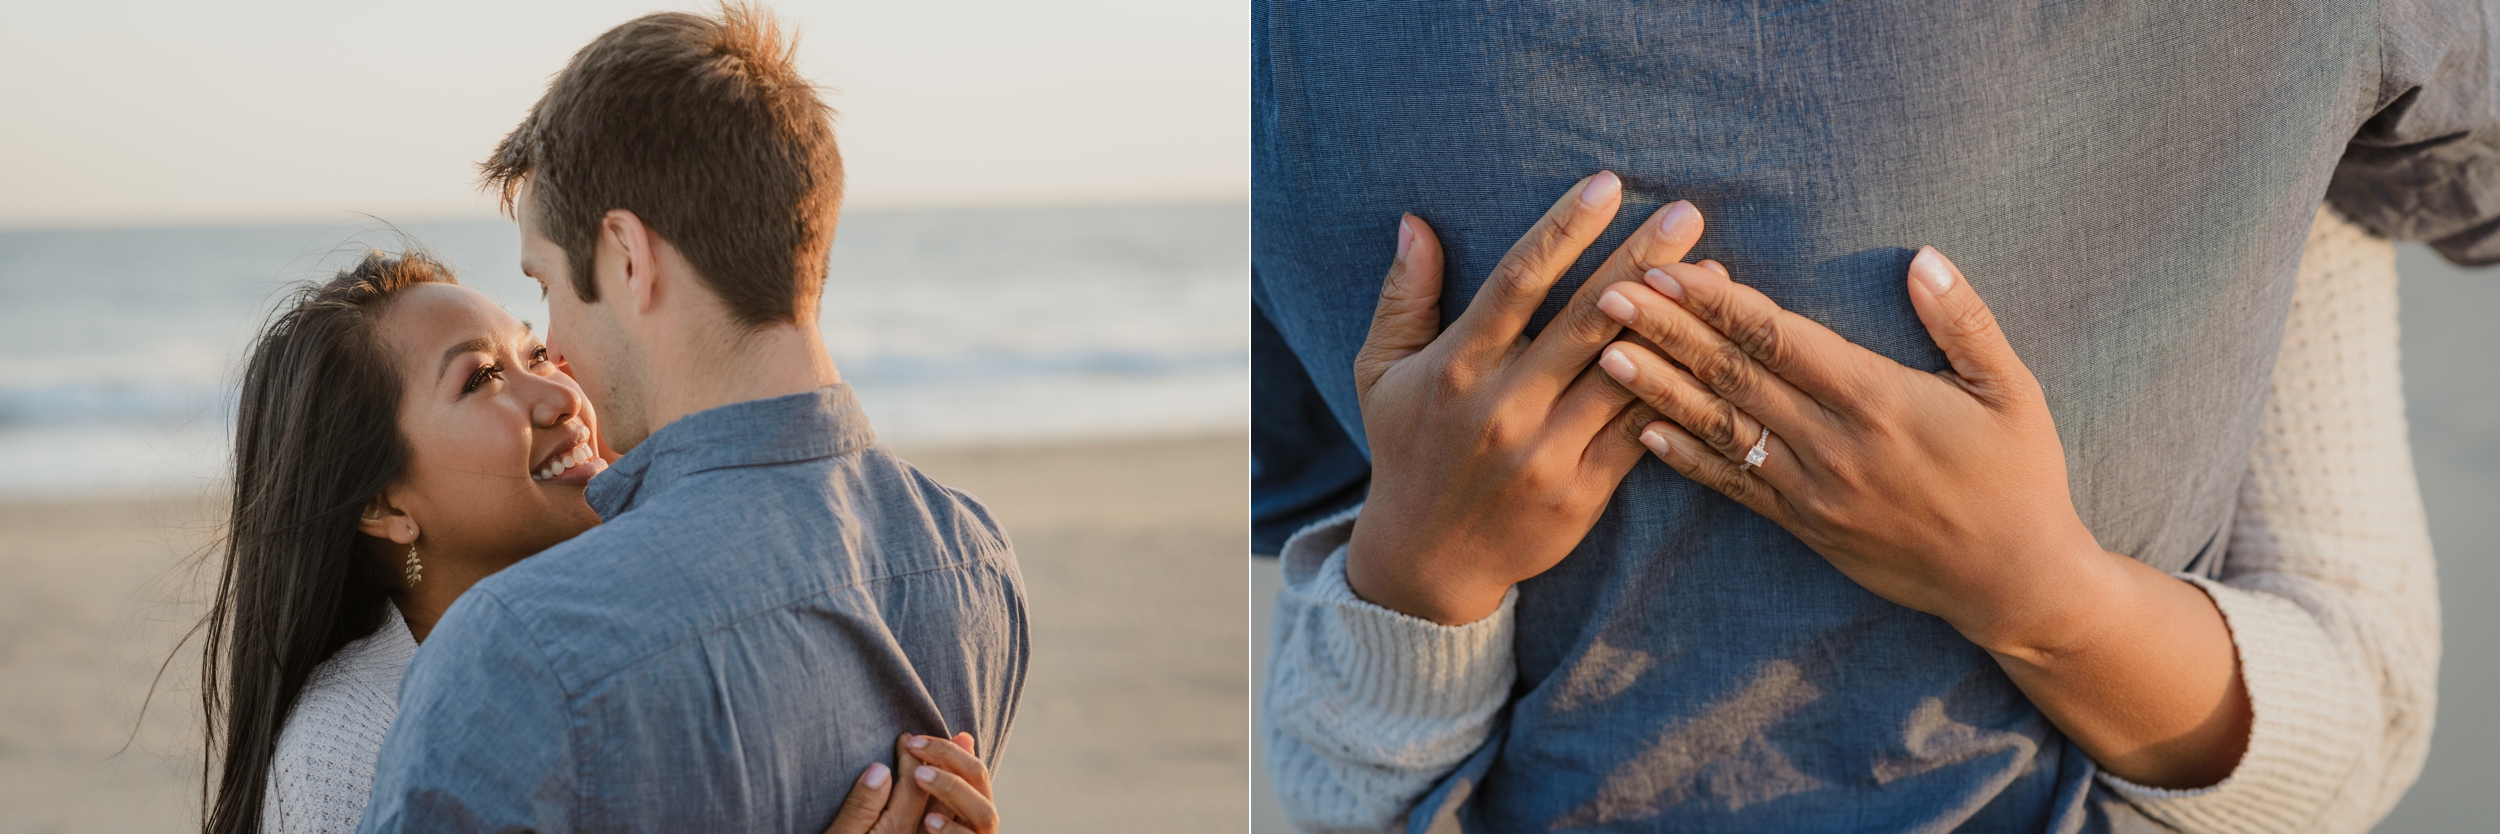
[545,304,581,366]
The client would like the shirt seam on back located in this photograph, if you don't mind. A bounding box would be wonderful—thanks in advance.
[527,548,1021,704]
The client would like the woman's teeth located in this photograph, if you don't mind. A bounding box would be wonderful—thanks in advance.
[535,443,592,481]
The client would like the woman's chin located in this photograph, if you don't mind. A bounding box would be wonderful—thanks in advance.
[538,456,610,489]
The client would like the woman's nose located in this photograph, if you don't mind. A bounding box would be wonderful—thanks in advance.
[524,369,584,428]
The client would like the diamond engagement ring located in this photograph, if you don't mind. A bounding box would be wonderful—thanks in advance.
[1740,425,1771,471]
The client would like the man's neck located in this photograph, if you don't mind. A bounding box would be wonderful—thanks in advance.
[645,321,843,436]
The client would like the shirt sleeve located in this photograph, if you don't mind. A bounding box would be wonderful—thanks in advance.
[1260,505,1520,834]
[2096,208,2440,832]
[357,591,579,834]
[2325,0,2500,264]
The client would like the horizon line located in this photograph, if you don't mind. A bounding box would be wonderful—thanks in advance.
[0,195,1250,235]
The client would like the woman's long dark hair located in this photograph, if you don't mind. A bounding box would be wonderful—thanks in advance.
[200,251,452,834]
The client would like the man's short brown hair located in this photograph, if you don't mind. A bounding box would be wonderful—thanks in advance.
[482,2,841,328]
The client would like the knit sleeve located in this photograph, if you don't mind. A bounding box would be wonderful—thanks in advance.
[263,607,416,834]
[2097,207,2440,832]
[1260,506,1520,834]
[265,693,393,834]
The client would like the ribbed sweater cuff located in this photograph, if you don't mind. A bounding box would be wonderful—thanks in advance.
[1267,505,1517,764]
[1301,543,1516,717]
[2095,575,2374,832]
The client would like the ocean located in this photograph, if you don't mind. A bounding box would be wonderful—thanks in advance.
[0,203,1247,497]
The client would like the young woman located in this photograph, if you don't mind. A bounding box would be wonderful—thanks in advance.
[199,251,996,834]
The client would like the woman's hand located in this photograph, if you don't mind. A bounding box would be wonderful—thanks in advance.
[1347,171,1700,625]
[1592,247,2099,644]
[1592,244,2250,788]
[822,733,999,834]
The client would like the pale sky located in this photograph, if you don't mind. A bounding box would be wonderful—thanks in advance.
[0,1,1244,228]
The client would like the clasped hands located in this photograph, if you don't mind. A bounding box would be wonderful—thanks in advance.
[1347,171,2249,788]
[821,732,999,834]
[1347,169,2106,649]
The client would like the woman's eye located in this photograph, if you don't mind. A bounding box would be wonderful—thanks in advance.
[533,346,549,364]
[465,362,505,393]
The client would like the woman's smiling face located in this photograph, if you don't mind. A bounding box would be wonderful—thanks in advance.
[376,282,605,569]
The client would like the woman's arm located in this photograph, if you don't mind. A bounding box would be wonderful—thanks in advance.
[1263,508,1518,834]
[2091,208,2438,831]
[1592,207,2436,816]
[1597,236,2251,789]
[1265,173,1700,831]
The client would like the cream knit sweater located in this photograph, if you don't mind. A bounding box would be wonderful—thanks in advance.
[262,604,419,834]
[1262,207,2440,834]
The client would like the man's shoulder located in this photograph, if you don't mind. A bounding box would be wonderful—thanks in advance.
[596,442,1013,574]
[451,444,1018,676]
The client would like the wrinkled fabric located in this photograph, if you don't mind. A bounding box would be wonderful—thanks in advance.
[1252,1,2500,831]
[1254,301,1370,554]
[360,385,1027,832]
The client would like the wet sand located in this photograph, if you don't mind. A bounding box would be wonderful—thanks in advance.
[0,432,1248,834]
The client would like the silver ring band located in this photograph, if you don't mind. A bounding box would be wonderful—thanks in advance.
[1740,425,1770,471]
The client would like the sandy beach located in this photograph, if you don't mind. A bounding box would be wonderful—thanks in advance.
[0,432,1248,834]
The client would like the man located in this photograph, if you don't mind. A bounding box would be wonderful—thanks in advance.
[1256,1,2490,831]
[360,7,1025,831]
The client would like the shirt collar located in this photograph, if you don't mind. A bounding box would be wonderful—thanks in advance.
[585,384,876,518]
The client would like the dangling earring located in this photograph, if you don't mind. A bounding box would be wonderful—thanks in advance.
[404,542,424,587]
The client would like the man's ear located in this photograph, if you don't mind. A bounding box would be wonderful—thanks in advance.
[357,491,419,545]
[599,209,662,317]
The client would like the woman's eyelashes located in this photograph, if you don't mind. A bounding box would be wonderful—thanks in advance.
[461,346,548,396]
[464,360,505,394]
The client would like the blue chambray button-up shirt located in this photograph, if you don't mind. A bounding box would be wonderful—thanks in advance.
[359,385,1027,832]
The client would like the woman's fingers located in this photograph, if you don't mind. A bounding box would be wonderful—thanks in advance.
[870,734,936,834]
[912,764,1000,832]
[1353,214,1448,397]
[1905,246,2037,407]
[1545,357,1642,449]
[904,734,997,833]
[1637,420,1793,525]
[1511,199,1705,396]
[1637,262,1877,408]
[1580,401,1667,482]
[1595,277,1823,439]
[1597,341,1806,491]
[819,763,894,834]
[1443,171,1623,361]
[921,812,994,834]
[904,734,993,797]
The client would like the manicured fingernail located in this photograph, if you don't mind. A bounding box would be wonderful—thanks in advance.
[1580,170,1621,207]
[907,735,929,750]
[1699,259,1728,277]
[863,762,890,789]
[1640,426,1674,458]
[1396,217,1414,262]
[915,765,937,784]
[1912,246,1955,293]
[925,813,947,831]
[1599,348,1637,383]
[1644,268,1684,301]
[1659,200,1698,239]
[1596,290,1635,324]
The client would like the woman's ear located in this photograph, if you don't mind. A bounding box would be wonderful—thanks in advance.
[357,491,419,545]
